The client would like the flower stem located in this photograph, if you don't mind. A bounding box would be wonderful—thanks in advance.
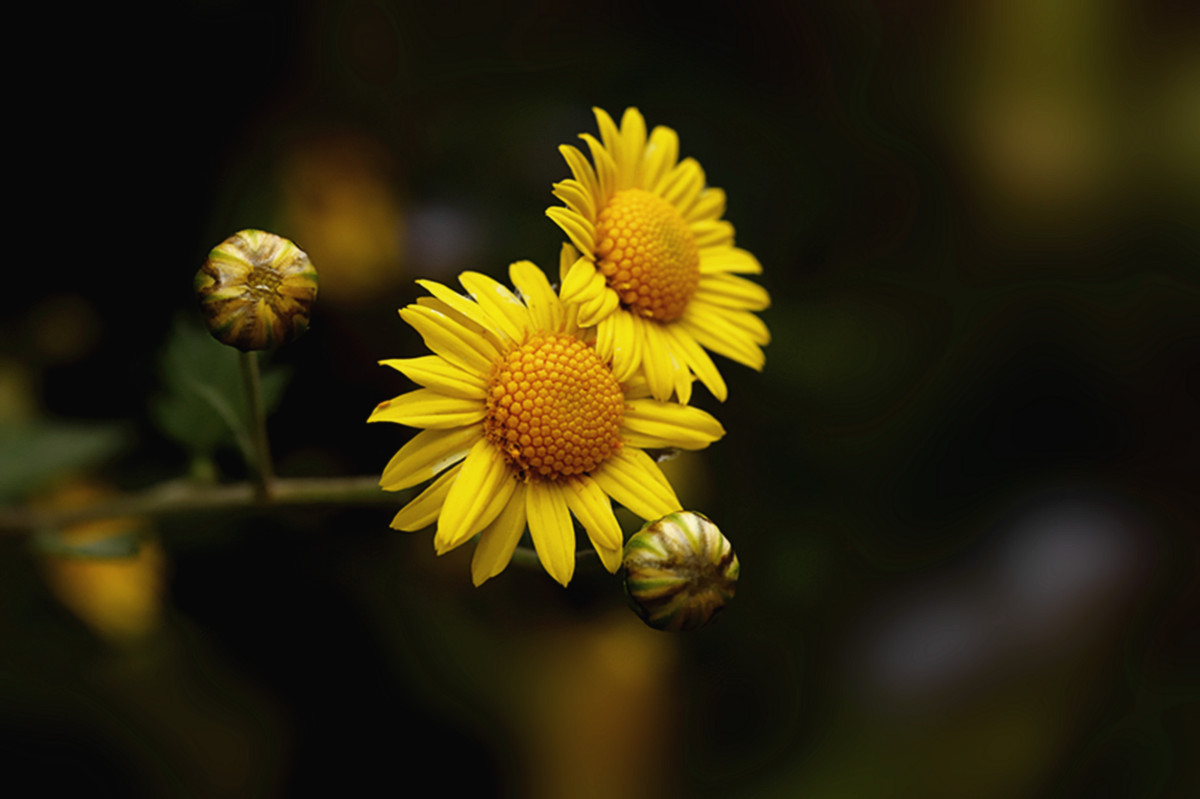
[240,350,274,500]
[0,476,399,534]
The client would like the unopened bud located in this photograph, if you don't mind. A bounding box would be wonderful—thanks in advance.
[194,229,318,350]
[623,510,739,631]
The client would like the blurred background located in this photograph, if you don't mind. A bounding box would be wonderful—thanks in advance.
[3,0,1198,796]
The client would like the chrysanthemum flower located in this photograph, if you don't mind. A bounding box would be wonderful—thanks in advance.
[546,107,770,404]
[370,255,725,586]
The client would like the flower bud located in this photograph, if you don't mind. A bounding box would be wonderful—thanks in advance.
[623,510,739,631]
[194,229,318,350]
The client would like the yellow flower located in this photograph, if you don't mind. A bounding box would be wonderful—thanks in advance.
[547,107,770,404]
[370,254,725,586]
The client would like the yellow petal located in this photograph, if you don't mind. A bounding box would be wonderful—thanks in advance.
[561,255,601,303]
[685,187,726,224]
[706,303,771,346]
[617,107,647,189]
[622,399,725,450]
[593,540,623,574]
[546,206,596,256]
[415,279,508,344]
[639,319,678,402]
[552,178,595,221]
[562,474,622,552]
[691,220,736,249]
[602,309,642,383]
[509,259,563,332]
[644,125,680,194]
[693,273,771,311]
[470,482,528,586]
[379,356,487,399]
[577,285,620,328]
[379,424,480,491]
[670,339,695,405]
[580,132,617,204]
[679,310,766,370]
[400,305,498,375]
[559,144,601,211]
[664,322,728,402]
[526,481,576,586]
[459,271,530,343]
[593,106,622,165]
[661,158,705,215]
[621,372,654,400]
[699,246,763,275]
[390,465,461,530]
[368,388,485,429]
[591,448,680,521]
[435,439,517,553]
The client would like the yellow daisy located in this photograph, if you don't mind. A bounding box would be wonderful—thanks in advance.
[370,254,725,586]
[546,107,771,404]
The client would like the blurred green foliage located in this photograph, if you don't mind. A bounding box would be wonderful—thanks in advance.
[150,317,289,463]
[0,421,129,503]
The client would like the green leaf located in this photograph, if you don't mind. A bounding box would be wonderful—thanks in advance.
[33,527,141,559]
[150,316,290,458]
[0,421,130,502]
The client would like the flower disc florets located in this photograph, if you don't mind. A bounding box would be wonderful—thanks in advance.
[595,188,700,322]
[484,333,624,480]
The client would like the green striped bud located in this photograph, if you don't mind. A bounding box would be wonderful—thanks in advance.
[623,510,739,631]
[194,230,318,350]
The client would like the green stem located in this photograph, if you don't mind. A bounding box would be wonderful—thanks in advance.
[240,350,274,499]
[0,475,398,534]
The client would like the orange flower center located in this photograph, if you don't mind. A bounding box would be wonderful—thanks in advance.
[484,333,624,481]
[594,188,700,322]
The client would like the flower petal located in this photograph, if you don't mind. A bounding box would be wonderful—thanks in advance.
[679,308,767,370]
[416,279,509,343]
[526,481,575,586]
[470,481,528,586]
[546,207,596,256]
[693,273,771,311]
[379,356,487,400]
[639,318,679,402]
[559,144,600,208]
[577,284,620,328]
[699,246,763,275]
[685,187,726,224]
[400,305,499,375]
[435,439,517,553]
[664,322,728,402]
[691,219,736,249]
[510,259,563,332]
[561,255,602,303]
[591,448,680,521]
[621,399,725,450]
[617,107,647,189]
[368,388,485,429]
[459,271,531,343]
[593,106,622,161]
[379,424,480,491]
[563,474,622,553]
[552,178,595,221]
[644,125,680,194]
[390,464,462,530]
[598,309,641,383]
[661,158,706,215]
[580,132,617,204]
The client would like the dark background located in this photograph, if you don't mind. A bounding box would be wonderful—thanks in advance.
[3,1,1198,796]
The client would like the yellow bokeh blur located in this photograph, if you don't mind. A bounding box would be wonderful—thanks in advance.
[278,131,407,306]
[37,482,166,645]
